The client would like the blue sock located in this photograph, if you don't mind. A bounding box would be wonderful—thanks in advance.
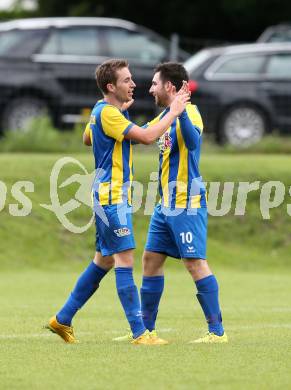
[56,261,108,326]
[115,267,146,339]
[140,275,164,331]
[195,275,224,336]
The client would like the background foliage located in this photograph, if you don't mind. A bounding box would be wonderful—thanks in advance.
[1,0,291,44]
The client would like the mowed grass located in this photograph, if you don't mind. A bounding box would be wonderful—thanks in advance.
[0,268,291,390]
[0,152,291,389]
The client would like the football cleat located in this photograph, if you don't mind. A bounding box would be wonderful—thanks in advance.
[45,316,79,344]
[113,329,168,344]
[148,330,169,345]
[131,330,169,345]
[112,329,133,342]
[189,332,228,344]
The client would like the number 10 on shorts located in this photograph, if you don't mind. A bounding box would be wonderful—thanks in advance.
[180,232,193,244]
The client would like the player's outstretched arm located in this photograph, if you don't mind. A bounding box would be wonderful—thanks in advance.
[125,90,190,145]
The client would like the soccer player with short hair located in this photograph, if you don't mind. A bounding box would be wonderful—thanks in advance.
[115,62,227,344]
[143,63,227,343]
[45,59,189,345]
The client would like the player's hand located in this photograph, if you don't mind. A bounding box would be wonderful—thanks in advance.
[169,90,190,117]
[121,99,135,112]
[177,80,190,97]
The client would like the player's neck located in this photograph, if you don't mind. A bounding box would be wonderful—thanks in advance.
[103,95,123,110]
[166,93,177,108]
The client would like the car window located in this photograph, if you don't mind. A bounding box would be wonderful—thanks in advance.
[266,29,291,43]
[104,27,166,64]
[0,29,47,57]
[184,49,213,74]
[213,55,266,75]
[265,54,291,78]
[40,27,102,56]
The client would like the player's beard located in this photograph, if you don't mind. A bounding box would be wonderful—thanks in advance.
[155,90,168,108]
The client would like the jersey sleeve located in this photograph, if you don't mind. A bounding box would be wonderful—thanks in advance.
[185,103,203,133]
[84,115,94,143]
[179,103,204,150]
[101,105,134,142]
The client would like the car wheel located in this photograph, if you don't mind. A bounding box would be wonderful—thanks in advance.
[220,106,267,147]
[2,97,47,132]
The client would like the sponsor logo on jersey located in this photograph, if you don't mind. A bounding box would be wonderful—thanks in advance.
[157,132,172,152]
[114,227,131,237]
[186,246,196,253]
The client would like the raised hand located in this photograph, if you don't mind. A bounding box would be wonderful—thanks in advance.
[169,90,190,117]
[176,80,190,96]
[121,99,135,112]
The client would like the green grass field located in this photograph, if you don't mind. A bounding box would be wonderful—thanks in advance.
[0,151,291,389]
[1,269,291,389]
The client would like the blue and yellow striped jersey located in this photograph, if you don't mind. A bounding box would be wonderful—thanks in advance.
[85,100,134,205]
[148,103,207,209]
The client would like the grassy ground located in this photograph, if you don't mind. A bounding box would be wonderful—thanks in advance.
[0,268,291,390]
[0,152,291,389]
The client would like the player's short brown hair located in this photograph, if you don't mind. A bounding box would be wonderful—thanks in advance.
[95,59,129,94]
[154,62,189,92]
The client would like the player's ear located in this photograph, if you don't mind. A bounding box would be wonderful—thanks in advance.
[164,81,172,92]
[171,84,177,94]
[107,83,115,93]
[165,81,175,94]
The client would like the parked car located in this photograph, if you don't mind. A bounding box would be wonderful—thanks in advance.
[184,43,291,146]
[0,17,189,132]
[257,23,291,43]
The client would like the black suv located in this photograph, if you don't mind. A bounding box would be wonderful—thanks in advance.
[184,43,291,146]
[0,17,189,131]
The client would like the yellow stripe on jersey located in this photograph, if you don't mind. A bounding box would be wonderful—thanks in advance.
[160,128,171,207]
[185,103,203,133]
[127,143,133,205]
[175,121,188,208]
[99,182,110,205]
[111,141,123,203]
[101,105,132,142]
[191,195,202,208]
[146,112,163,127]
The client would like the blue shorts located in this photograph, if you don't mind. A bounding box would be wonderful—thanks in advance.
[145,204,207,259]
[95,203,135,256]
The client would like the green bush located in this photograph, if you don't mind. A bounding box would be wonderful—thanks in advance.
[0,116,86,153]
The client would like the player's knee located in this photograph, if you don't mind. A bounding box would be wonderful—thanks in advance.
[184,259,210,278]
[102,257,115,269]
[142,252,164,276]
[142,254,153,274]
[94,253,114,270]
[113,249,134,268]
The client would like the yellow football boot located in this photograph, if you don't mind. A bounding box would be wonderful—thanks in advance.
[45,316,79,344]
[131,330,169,345]
[189,332,228,344]
[131,330,152,345]
[113,329,168,344]
[112,330,133,342]
[148,330,169,345]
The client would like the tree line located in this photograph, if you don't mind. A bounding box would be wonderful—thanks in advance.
[1,0,290,44]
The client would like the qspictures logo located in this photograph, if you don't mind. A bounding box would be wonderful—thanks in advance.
[1,156,291,234]
[40,157,95,233]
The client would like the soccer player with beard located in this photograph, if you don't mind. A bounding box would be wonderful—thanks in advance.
[45,59,189,345]
[115,63,227,344]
